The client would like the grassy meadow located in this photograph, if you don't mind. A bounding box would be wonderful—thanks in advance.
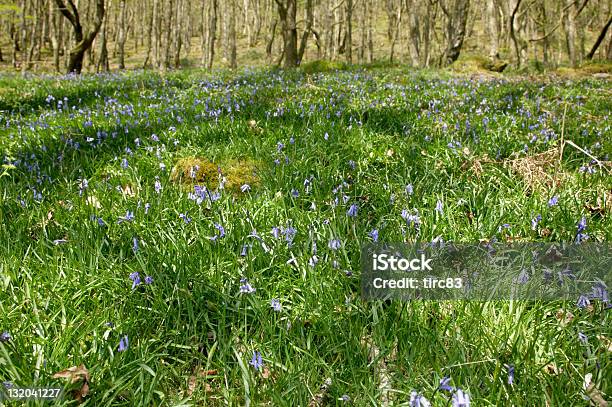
[0,66,611,406]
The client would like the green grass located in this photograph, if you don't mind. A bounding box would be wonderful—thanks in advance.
[0,67,610,406]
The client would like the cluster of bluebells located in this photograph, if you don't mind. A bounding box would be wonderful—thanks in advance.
[129,272,153,289]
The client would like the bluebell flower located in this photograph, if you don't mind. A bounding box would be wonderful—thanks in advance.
[271,227,281,239]
[577,295,590,309]
[144,203,150,214]
[369,229,379,242]
[409,391,431,407]
[329,239,341,251]
[347,203,358,217]
[118,335,129,352]
[506,364,515,385]
[435,200,444,215]
[179,213,192,224]
[548,196,559,207]
[121,158,129,169]
[210,223,225,241]
[241,184,251,192]
[578,332,588,345]
[144,276,153,285]
[240,278,256,294]
[129,272,141,289]
[438,376,453,392]
[406,184,414,195]
[249,351,263,371]
[531,215,542,230]
[283,226,297,246]
[270,298,281,311]
[154,179,162,194]
[3,381,14,389]
[118,210,134,223]
[451,389,470,407]
[132,237,139,253]
[79,179,88,196]
[0,331,11,342]
[309,255,319,267]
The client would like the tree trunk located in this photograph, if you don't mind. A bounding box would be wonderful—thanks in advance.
[486,0,499,59]
[563,0,577,66]
[406,0,421,66]
[173,0,183,68]
[97,16,109,71]
[207,0,218,68]
[345,0,353,63]
[298,0,313,64]
[50,0,61,72]
[443,0,470,66]
[118,0,127,68]
[229,0,237,68]
[275,0,298,67]
[54,0,106,74]
[586,16,612,60]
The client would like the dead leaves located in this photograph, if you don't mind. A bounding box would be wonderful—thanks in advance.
[52,364,90,402]
[584,373,609,407]
[186,367,217,397]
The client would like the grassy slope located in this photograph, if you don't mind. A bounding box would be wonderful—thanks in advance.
[0,67,610,406]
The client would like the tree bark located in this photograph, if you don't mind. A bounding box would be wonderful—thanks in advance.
[297,0,314,64]
[345,0,353,63]
[275,0,298,67]
[118,0,127,68]
[586,16,612,60]
[54,0,106,73]
[229,0,237,68]
[443,0,470,66]
[563,0,577,66]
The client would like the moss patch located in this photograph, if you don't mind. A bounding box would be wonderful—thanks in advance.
[171,156,262,193]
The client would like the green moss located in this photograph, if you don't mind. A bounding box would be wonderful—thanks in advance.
[300,60,349,74]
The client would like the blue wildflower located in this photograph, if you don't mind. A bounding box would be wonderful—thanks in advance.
[577,295,590,309]
[118,335,129,352]
[240,278,256,294]
[241,184,251,192]
[132,237,139,253]
[409,391,431,407]
[369,229,379,242]
[129,272,141,289]
[438,376,453,392]
[548,196,559,207]
[578,332,588,345]
[329,239,341,251]
[506,364,514,385]
[144,276,153,285]
[249,351,263,371]
[121,158,129,169]
[270,298,282,311]
[435,200,443,215]
[451,389,470,407]
[347,203,358,217]
[0,331,11,342]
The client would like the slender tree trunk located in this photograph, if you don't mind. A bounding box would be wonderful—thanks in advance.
[406,0,421,66]
[49,0,61,72]
[298,0,313,63]
[486,0,499,59]
[173,0,183,68]
[54,0,106,74]
[275,0,298,67]
[118,0,127,68]
[229,0,237,68]
[563,0,577,66]
[97,16,109,71]
[345,0,353,63]
[207,0,217,68]
[443,0,470,66]
[586,16,611,60]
